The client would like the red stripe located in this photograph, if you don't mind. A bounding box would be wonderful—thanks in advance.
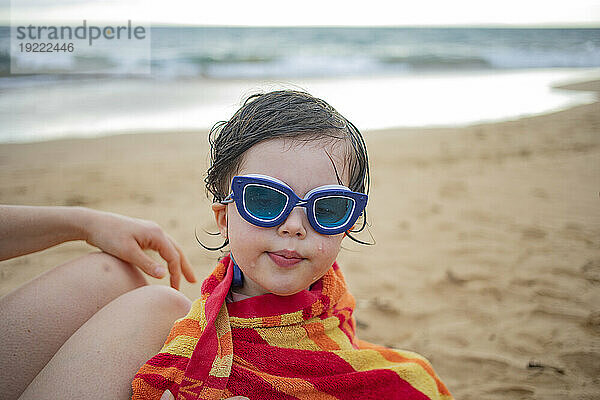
[309,369,433,400]
[228,364,300,400]
[228,355,433,399]
[136,373,171,389]
[184,320,217,381]
[331,310,356,345]
[319,292,331,312]
[231,341,435,399]
[145,352,190,370]
[184,260,233,382]
[201,274,220,293]
[232,341,355,377]
[311,278,324,292]
[228,287,321,319]
[302,303,313,321]
[232,327,270,345]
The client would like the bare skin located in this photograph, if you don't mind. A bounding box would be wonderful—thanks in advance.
[0,206,196,289]
[17,283,191,399]
[0,205,196,399]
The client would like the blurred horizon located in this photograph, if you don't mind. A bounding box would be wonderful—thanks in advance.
[4,26,600,78]
[1,24,599,143]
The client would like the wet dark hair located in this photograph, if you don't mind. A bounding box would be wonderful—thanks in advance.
[203,90,371,246]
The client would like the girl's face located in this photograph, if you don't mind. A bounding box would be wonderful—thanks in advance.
[212,138,348,297]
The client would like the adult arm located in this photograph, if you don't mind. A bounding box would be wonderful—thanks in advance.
[0,205,196,289]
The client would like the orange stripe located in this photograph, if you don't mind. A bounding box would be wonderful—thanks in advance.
[373,347,451,396]
[261,314,282,327]
[218,330,233,356]
[303,322,340,350]
[327,269,346,300]
[165,319,203,344]
[179,376,204,398]
[211,262,227,280]
[336,291,355,309]
[310,299,325,316]
[131,377,165,400]
[136,364,185,384]
[198,386,224,399]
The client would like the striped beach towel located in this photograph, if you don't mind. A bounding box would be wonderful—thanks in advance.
[132,255,452,399]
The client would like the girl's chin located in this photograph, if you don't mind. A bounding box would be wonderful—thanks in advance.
[237,277,305,297]
[269,288,304,296]
[266,276,313,296]
[257,283,308,297]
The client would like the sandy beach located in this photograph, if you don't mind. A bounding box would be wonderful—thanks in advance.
[1,80,599,399]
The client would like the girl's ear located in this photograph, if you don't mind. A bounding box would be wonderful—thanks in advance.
[212,203,228,238]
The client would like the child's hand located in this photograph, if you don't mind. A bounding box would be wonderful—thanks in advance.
[83,209,196,289]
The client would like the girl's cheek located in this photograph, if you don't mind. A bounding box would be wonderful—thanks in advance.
[316,236,342,257]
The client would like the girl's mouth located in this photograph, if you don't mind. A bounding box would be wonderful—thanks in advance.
[267,250,304,267]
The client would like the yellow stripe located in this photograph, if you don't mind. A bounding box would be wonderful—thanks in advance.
[254,324,321,351]
[183,299,207,325]
[229,310,305,328]
[215,305,231,336]
[229,316,263,328]
[159,335,199,358]
[249,315,355,352]
[317,317,354,350]
[280,310,304,325]
[209,353,233,378]
[334,349,442,399]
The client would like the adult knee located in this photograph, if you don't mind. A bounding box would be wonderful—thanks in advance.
[67,251,147,291]
[129,285,191,320]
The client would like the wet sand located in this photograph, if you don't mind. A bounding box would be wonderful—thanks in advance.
[1,80,599,399]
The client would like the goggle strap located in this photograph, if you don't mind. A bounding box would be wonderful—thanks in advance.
[220,194,235,204]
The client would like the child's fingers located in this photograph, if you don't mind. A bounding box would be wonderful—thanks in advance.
[126,245,167,279]
[138,228,182,289]
[169,236,196,283]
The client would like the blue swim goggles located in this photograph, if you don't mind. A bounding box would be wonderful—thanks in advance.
[221,174,368,235]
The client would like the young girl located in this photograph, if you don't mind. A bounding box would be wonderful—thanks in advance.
[132,90,453,400]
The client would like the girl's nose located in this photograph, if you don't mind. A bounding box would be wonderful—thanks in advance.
[277,208,307,239]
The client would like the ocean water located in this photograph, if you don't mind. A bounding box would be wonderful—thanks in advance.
[1,27,599,142]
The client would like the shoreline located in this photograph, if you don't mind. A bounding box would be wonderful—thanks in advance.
[2,77,597,148]
[1,81,599,399]
[1,68,599,144]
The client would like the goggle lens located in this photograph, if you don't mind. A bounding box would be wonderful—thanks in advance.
[226,174,367,235]
[314,196,354,227]
[244,184,287,220]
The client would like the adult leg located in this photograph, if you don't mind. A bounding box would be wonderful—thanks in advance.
[19,285,191,399]
[0,252,147,400]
